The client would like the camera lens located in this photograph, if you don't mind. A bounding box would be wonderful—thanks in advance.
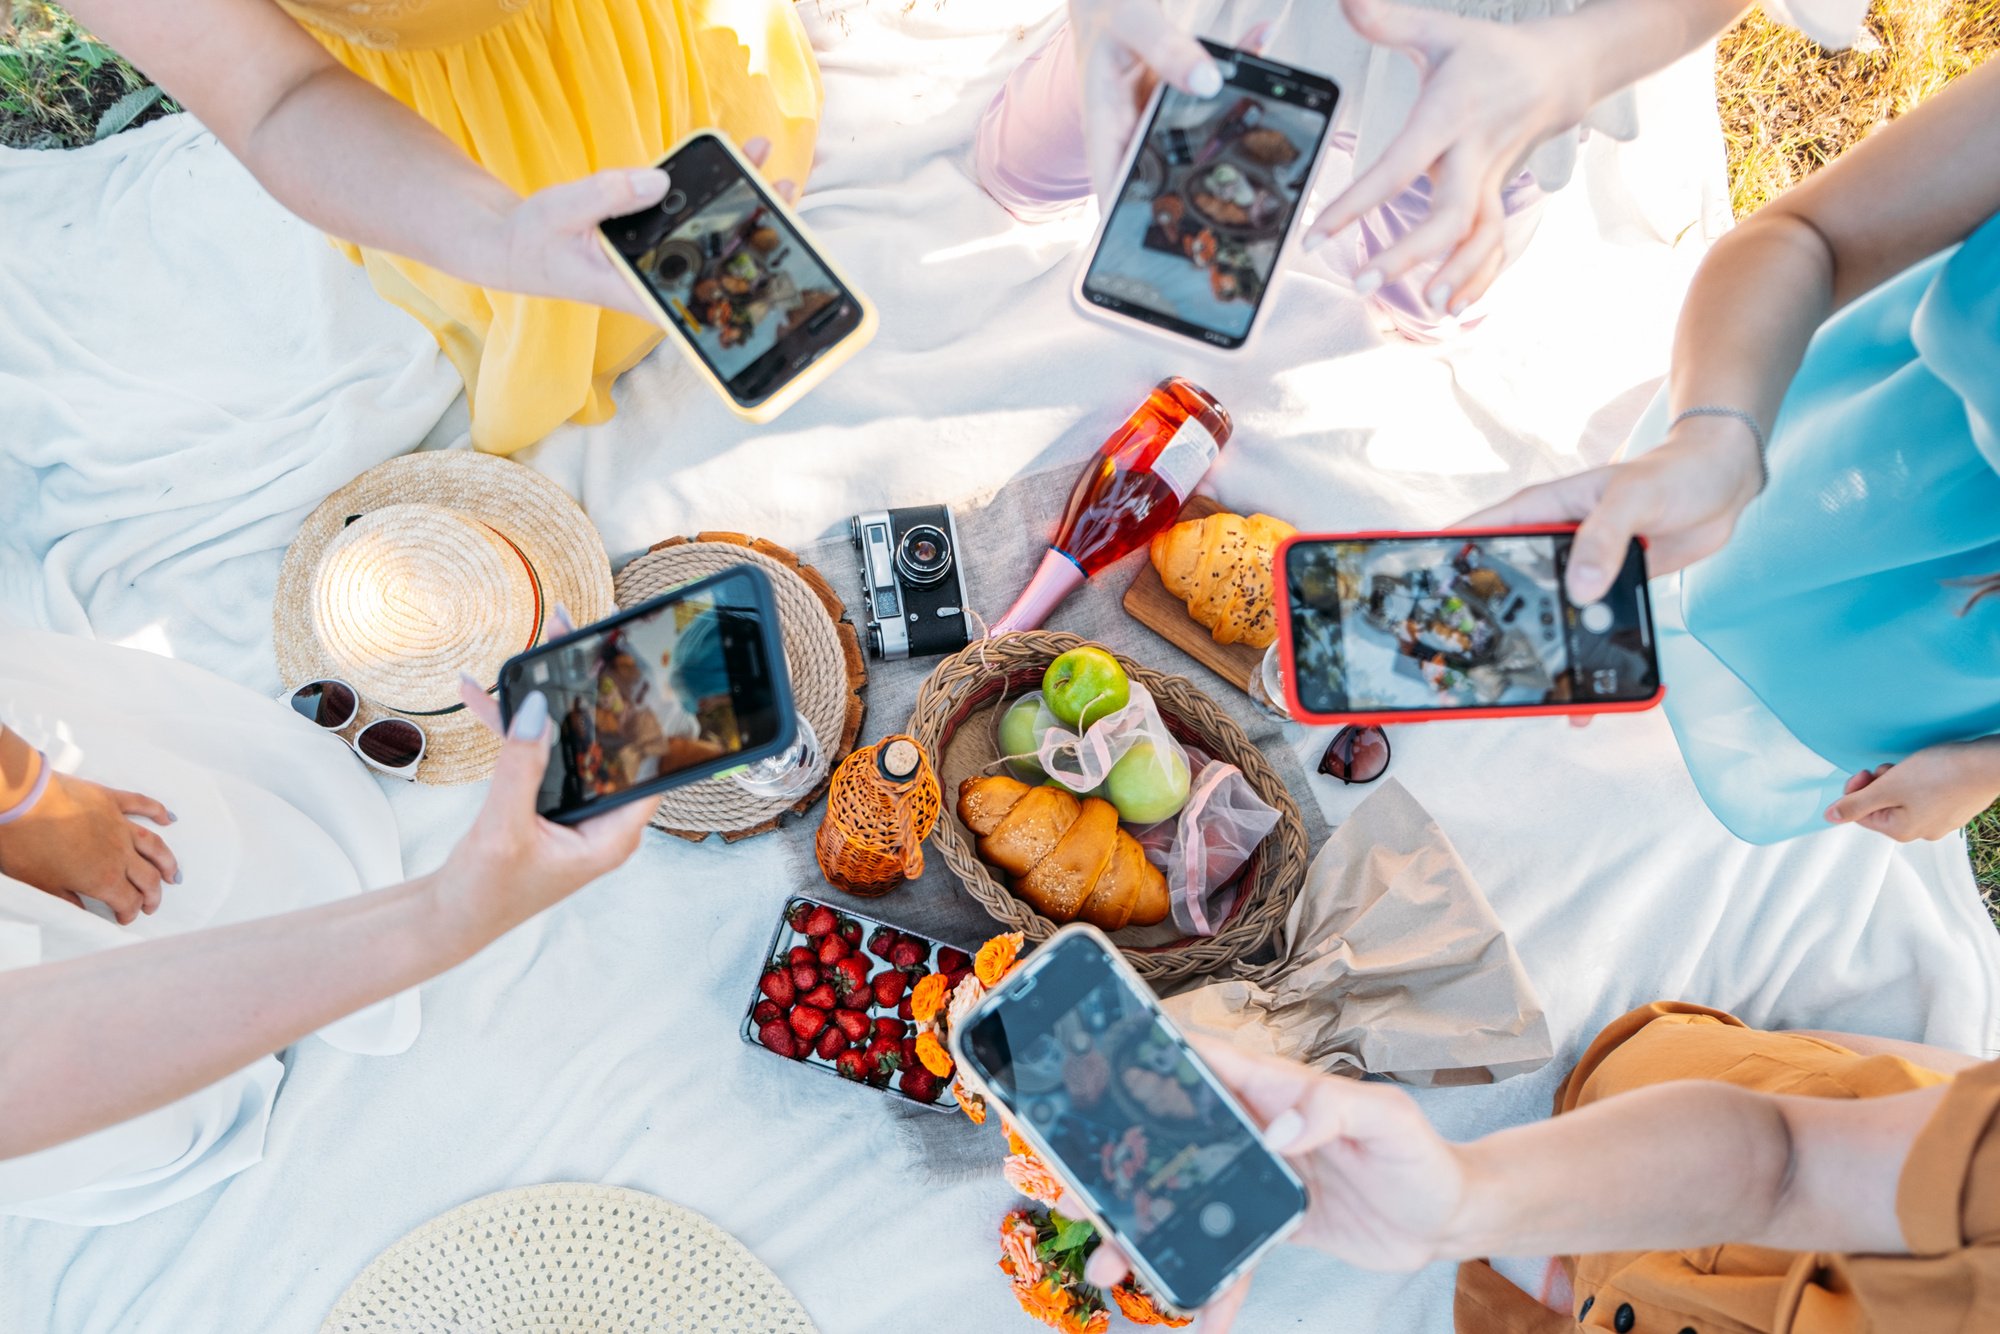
[894,524,953,588]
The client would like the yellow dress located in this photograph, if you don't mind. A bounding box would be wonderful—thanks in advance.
[276,0,823,455]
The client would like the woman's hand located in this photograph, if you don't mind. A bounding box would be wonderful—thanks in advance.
[430,629,655,945]
[1305,0,1591,313]
[1458,413,1765,605]
[488,137,791,321]
[1068,0,1227,202]
[0,767,179,925]
[1824,738,2000,842]
[1083,1037,1470,1332]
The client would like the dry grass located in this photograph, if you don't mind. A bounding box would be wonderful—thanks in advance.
[1716,0,2000,216]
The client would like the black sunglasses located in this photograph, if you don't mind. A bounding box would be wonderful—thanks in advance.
[1318,725,1391,785]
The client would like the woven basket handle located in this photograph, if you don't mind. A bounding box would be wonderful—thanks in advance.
[896,796,925,881]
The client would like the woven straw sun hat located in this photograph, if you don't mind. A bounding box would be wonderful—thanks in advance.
[321,1183,817,1333]
[274,452,615,785]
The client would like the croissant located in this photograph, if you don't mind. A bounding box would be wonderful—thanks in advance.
[1149,512,1297,649]
[958,775,1170,932]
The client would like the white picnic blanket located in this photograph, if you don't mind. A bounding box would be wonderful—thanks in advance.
[5,0,1999,1330]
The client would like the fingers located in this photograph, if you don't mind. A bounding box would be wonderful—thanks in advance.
[1843,766,1887,796]
[1084,1241,1130,1288]
[577,787,660,864]
[113,788,174,825]
[1108,0,1223,98]
[1568,714,1594,729]
[1307,115,1445,251]
[484,690,554,819]
[131,824,180,887]
[551,604,577,637]
[459,672,505,736]
[1424,203,1503,314]
[1236,19,1273,56]
[742,135,771,168]
[125,858,163,917]
[1453,468,1610,531]
[1199,1274,1256,1333]
[98,873,142,925]
[1341,0,1439,51]
[531,167,670,233]
[1826,770,1902,825]
[1857,806,1917,841]
[1354,152,1482,292]
[1564,472,1651,604]
[1452,239,1507,311]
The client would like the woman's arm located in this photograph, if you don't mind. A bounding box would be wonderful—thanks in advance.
[63,0,670,316]
[0,688,654,1161]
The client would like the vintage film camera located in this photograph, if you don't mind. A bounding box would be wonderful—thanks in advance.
[849,506,973,660]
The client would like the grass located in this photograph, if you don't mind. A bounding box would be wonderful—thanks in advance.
[0,1,172,149]
[2,1,1997,909]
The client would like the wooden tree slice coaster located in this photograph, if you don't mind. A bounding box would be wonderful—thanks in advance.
[613,533,867,843]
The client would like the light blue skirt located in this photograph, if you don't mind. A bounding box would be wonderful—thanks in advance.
[1649,210,2000,844]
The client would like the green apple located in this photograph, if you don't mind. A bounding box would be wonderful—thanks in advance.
[999,694,1059,782]
[1105,739,1191,825]
[1042,646,1130,731]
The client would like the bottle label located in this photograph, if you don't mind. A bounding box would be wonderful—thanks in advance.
[1150,418,1220,503]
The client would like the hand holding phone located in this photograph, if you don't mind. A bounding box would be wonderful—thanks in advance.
[1276,526,1664,726]
[952,926,1309,1313]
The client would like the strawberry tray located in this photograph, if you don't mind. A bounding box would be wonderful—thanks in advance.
[742,896,975,1114]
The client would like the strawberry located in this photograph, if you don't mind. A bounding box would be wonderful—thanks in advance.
[901,1036,921,1070]
[898,993,916,1021]
[790,961,820,994]
[804,905,838,939]
[889,938,927,971]
[872,969,907,1009]
[868,926,899,960]
[802,982,838,1011]
[753,999,783,1026]
[758,968,795,1007]
[788,1004,828,1041]
[943,967,971,993]
[788,945,817,969]
[833,955,871,1003]
[833,1009,870,1042]
[836,918,863,948]
[873,1016,908,1042]
[900,1067,942,1103]
[786,901,814,933]
[866,1035,905,1074]
[814,1027,848,1061]
[866,1063,893,1087]
[936,946,972,975]
[835,1050,868,1081]
[817,934,851,966]
[758,1020,798,1059]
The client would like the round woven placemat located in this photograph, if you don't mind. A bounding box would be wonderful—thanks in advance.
[613,533,865,841]
[321,1183,817,1334]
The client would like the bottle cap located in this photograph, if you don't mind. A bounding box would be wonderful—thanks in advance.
[878,738,923,781]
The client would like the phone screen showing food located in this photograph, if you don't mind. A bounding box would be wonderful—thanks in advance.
[961,932,1306,1310]
[1284,533,1660,716]
[600,134,864,409]
[500,569,790,822]
[1079,42,1336,349]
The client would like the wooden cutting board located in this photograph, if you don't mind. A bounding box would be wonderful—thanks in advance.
[1122,494,1267,694]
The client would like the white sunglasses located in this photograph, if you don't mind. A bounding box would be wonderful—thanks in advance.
[279,679,426,780]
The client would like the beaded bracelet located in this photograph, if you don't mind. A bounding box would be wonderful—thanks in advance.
[1670,405,1768,492]
[0,747,50,826]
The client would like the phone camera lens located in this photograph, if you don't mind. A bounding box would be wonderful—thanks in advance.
[894,524,953,587]
[662,189,687,215]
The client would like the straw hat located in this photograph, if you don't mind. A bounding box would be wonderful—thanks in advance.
[321,1183,817,1334]
[274,453,615,785]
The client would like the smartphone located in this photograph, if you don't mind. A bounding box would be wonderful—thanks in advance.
[496,564,796,824]
[1275,526,1665,726]
[952,926,1308,1314]
[598,131,876,423]
[1074,41,1338,351]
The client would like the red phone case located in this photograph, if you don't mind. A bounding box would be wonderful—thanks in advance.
[1272,525,1667,728]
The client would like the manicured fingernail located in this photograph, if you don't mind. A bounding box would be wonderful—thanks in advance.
[172,870,182,885]
[1190,62,1224,98]
[509,690,549,741]
[1241,20,1274,50]
[1426,281,1452,311]
[166,810,177,824]
[458,670,482,692]
[1450,294,1471,316]
[1354,269,1383,298]
[1264,1108,1305,1151]
[553,603,574,629]
[1824,806,1842,823]
[627,169,666,198]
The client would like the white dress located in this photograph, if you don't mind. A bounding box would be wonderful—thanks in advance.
[0,627,419,1224]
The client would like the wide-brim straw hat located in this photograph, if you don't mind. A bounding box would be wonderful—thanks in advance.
[274,452,615,785]
[321,1183,817,1333]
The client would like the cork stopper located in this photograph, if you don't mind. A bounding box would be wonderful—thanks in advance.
[878,738,922,782]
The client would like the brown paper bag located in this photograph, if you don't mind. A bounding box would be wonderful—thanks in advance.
[1163,779,1553,1086]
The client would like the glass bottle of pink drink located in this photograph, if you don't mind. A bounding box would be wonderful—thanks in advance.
[993,378,1232,633]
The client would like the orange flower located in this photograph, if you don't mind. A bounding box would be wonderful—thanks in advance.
[1003,1151,1067,1207]
[1078,1309,1109,1334]
[1112,1283,1193,1327]
[1005,1124,1031,1158]
[998,1210,1046,1286]
[956,1081,987,1125]
[1012,1278,1074,1330]
[915,1031,955,1078]
[975,932,1024,986]
[910,972,949,1022]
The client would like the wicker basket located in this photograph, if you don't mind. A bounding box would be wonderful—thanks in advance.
[907,631,1309,991]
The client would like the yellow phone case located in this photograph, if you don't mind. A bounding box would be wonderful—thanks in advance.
[599,130,877,425]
